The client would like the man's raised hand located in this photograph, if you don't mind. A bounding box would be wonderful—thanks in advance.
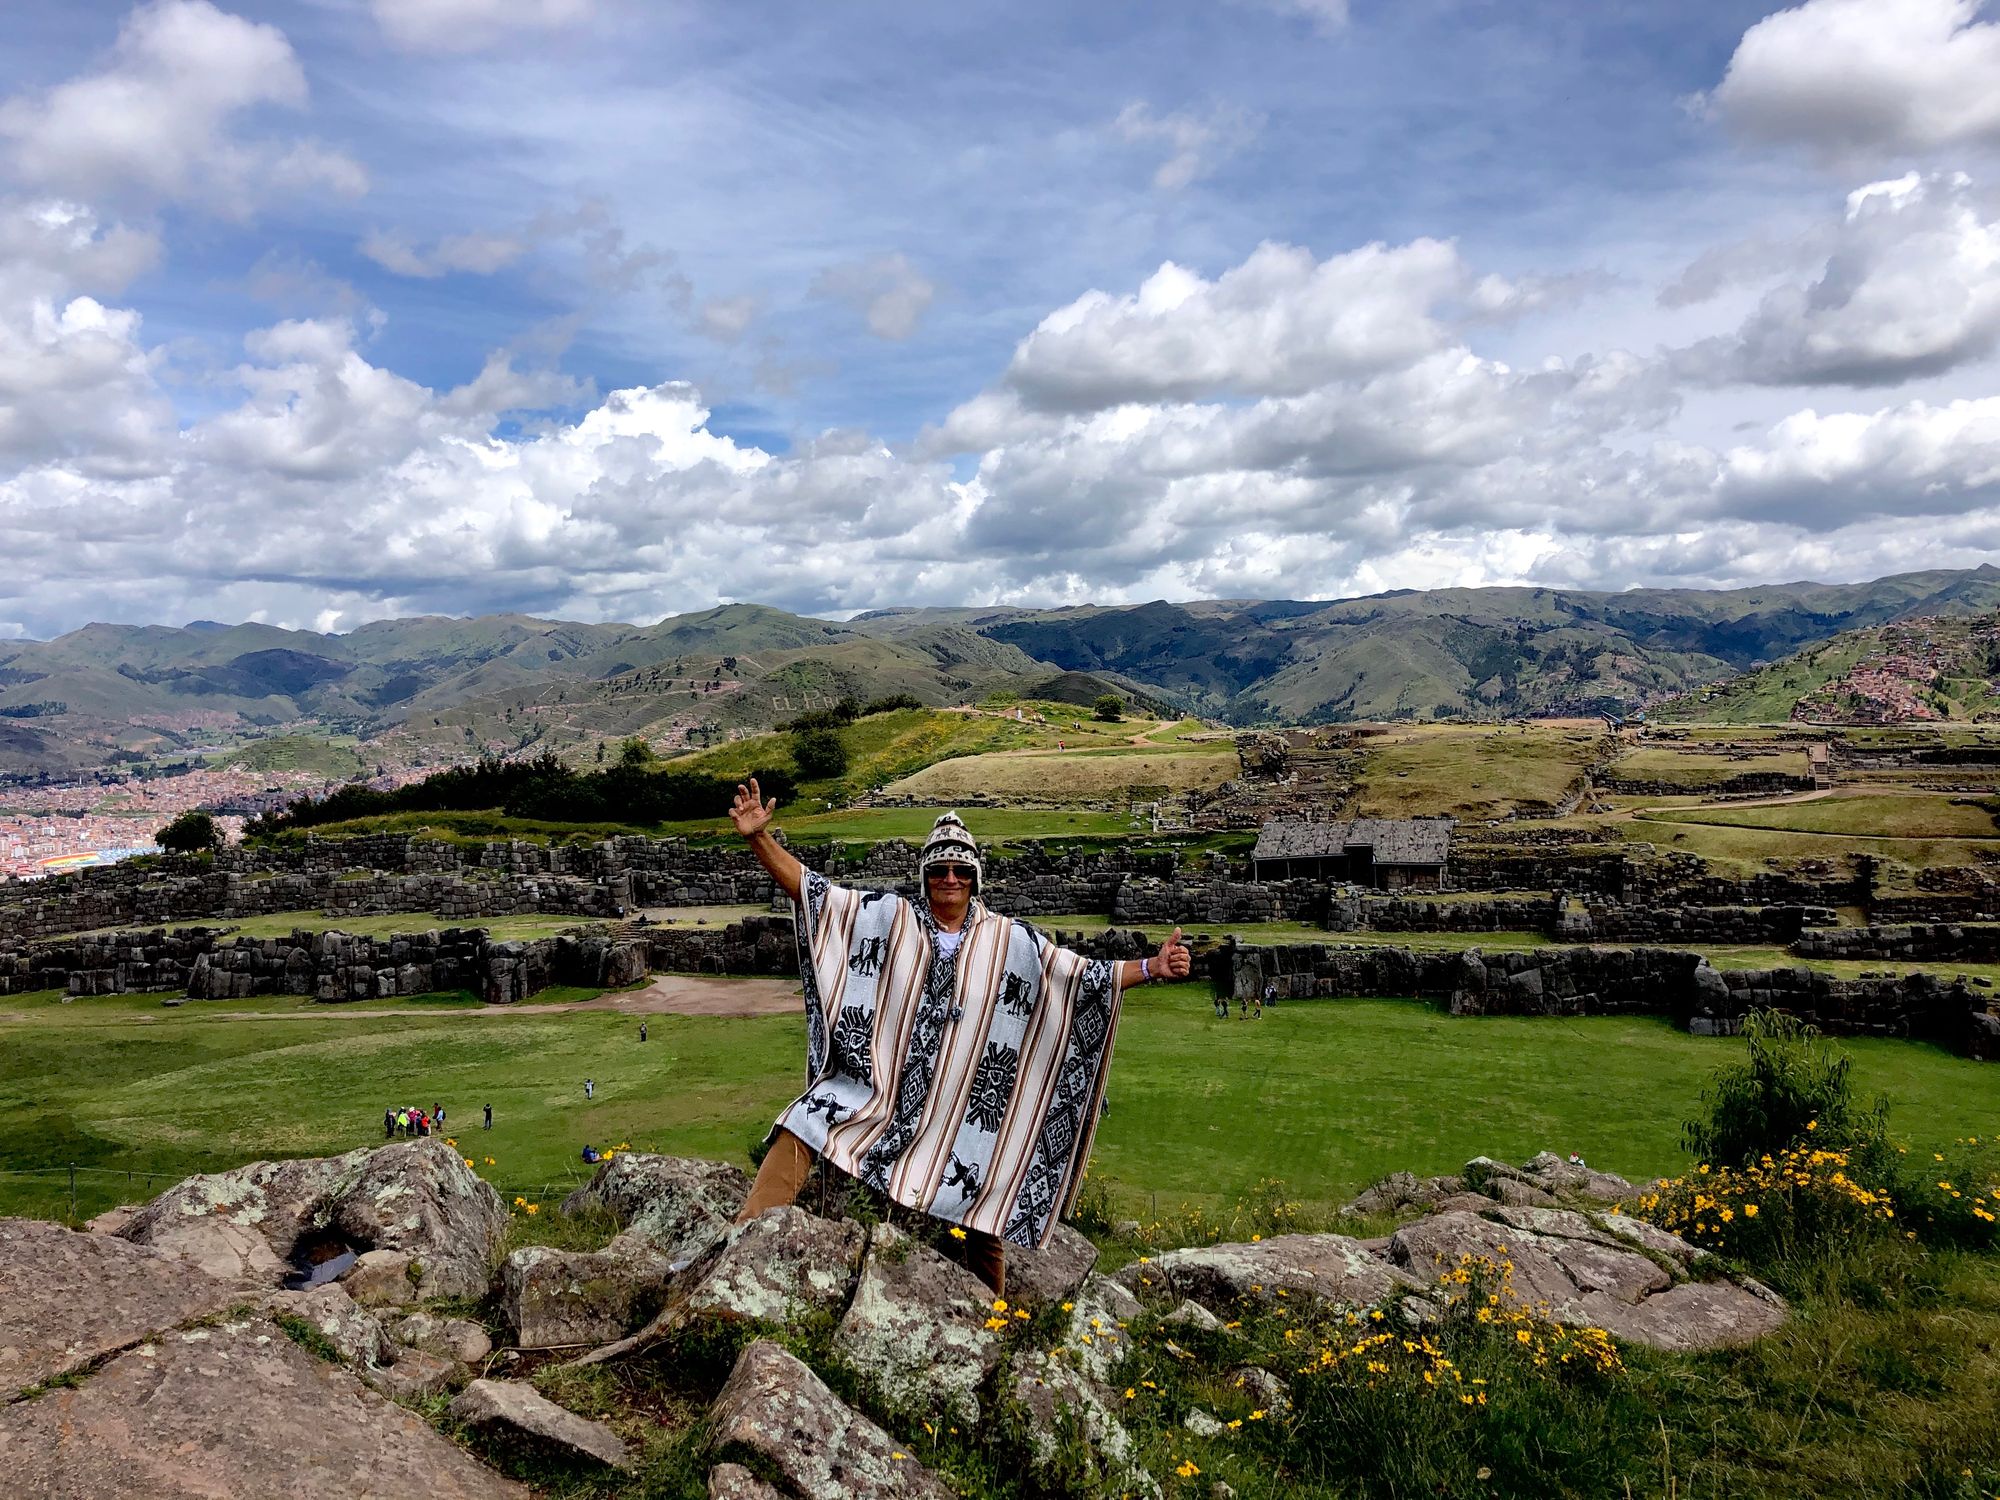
[1156,926,1192,980]
[730,777,777,838]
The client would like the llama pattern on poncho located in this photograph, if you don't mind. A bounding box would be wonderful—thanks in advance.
[774,869,1124,1247]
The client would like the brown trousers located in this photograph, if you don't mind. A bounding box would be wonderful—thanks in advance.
[739,1128,1006,1296]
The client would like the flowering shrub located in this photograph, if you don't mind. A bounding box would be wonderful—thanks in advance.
[1630,1133,1896,1264]
[1896,1135,1999,1250]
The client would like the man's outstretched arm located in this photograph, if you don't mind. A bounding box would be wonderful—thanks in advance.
[732,776,803,903]
[1117,926,1192,989]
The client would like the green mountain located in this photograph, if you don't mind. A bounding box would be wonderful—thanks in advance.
[9,565,2000,776]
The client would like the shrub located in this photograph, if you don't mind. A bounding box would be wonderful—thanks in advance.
[1630,1137,1899,1272]
[1682,1010,1891,1175]
[155,809,222,853]
[791,724,849,779]
[862,692,924,715]
[1895,1134,2000,1251]
[1092,694,1123,722]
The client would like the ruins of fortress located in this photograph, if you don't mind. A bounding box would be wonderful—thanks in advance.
[5,820,1996,1060]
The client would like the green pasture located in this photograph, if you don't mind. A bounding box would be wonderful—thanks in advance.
[75,909,608,943]
[5,980,1996,1228]
[1352,725,1602,819]
[1643,790,2000,839]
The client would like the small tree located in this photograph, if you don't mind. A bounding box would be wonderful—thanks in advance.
[1682,1010,1891,1171]
[155,809,221,854]
[617,736,653,768]
[1092,694,1124,722]
[792,724,849,780]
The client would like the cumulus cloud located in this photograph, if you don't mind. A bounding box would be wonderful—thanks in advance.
[0,1,365,213]
[1111,102,1262,190]
[1002,238,1485,410]
[1702,0,2000,158]
[1676,172,2000,386]
[370,0,594,53]
[808,253,937,340]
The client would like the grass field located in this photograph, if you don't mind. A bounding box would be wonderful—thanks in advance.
[886,748,1235,802]
[1351,725,1603,818]
[1644,790,2000,839]
[5,982,1995,1226]
[1608,744,1810,784]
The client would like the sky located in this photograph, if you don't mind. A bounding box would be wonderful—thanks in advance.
[3,0,2000,639]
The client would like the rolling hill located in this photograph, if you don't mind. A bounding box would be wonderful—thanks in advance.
[9,565,2000,775]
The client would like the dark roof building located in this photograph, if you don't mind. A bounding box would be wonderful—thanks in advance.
[1251,816,1454,888]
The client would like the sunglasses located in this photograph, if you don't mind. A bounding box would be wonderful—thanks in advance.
[926,863,976,881]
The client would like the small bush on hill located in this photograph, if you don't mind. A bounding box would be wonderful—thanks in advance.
[791,724,849,779]
[1682,1010,1891,1176]
[1092,694,1123,722]
[1896,1134,2000,1251]
[862,692,924,715]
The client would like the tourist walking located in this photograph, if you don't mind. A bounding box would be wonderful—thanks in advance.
[483,1102,493,1130]
[639,1020,648,1043]
[383,1107,395,1138]
[1263,980,1277,1012]
[722,781,1190,1294]
[1214,992,1229,1019]
[585,1078,594,1101]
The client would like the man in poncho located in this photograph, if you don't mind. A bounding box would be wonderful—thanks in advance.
[729,778,1191,1294]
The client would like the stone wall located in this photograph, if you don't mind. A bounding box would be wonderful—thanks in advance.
[1219,939,1996,1058]
[1794,923,2000,963]
[1561,902,1838,946]
[1597,772,1816,797]
[1325,894,1559,934]
[0,923,644,1003]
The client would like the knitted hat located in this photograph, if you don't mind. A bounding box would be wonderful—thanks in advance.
[917,811,982,894]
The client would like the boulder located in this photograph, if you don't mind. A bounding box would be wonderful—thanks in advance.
[1113,1233,1422,1315]
[1386,1210,1785,1352]
[131,1215,289,1286]
[324,1138,510,1299]
[342,1247,418,1308]
[1055,1272,1145,1387]
[392,1311,494,1365]
[118,1140,508,1302]
[1229,1364,1291,1416]
[0,1218,236,1398]
[1342,1171,1465,1216]
[363,1347,461,1402]
[1163,1299,1224,1334]
[0,1314,524,1498]
[119,1149,365,1263]
[1519,1151,1633,1203]
[561,1152,750,1263]
[709,1462,788,1499]
[450,1377,633,1471]
[500,1245,670,1350]
[267,1282,393,1370]
[1008,1350,1153,1497]
[708,1339,952,1499]
[1004,1220,1100,1307]
[576,1206,865,1366]
[832,1223,1002,1423]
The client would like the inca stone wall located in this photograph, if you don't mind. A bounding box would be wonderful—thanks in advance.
[1794,923,2000,962]
[1,923,644,1003]
[1221,939,1998,1058]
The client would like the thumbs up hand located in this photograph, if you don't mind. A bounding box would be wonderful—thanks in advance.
[1155,926,1192,980]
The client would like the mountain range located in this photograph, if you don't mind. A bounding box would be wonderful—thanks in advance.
[7,565,2000,776]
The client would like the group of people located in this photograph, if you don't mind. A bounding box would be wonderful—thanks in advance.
[382,1101,495,1137]
[384,1102,446,1137]
[1212,982,1274,1019]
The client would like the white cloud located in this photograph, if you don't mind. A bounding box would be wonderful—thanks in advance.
[370,0,595,53]
[1232,0,1349,34]
[360,228,527,278]
[0,1,365,213]
[1676,172,2000,386]
[1111,102,1262,190]
[808,253,937,340]
[1703,0,2000,158]
[1001,238,1476,411]
[696,295,760,343]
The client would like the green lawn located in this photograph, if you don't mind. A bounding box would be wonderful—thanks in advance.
[5,982,1995,1227]
[75,910,610,942]
[1353,725,1603,819]
[1645,791,2000,839]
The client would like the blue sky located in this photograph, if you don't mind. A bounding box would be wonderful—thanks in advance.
[2,0,1999,636]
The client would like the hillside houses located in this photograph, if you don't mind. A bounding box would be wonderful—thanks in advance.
[1250,816,1454,889]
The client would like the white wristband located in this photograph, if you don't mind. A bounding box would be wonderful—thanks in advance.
[1140,956,1151,982]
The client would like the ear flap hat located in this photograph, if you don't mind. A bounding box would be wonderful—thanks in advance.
[917,811,982,893]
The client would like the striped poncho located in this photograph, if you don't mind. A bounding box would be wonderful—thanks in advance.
[772,869,1125,1247]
